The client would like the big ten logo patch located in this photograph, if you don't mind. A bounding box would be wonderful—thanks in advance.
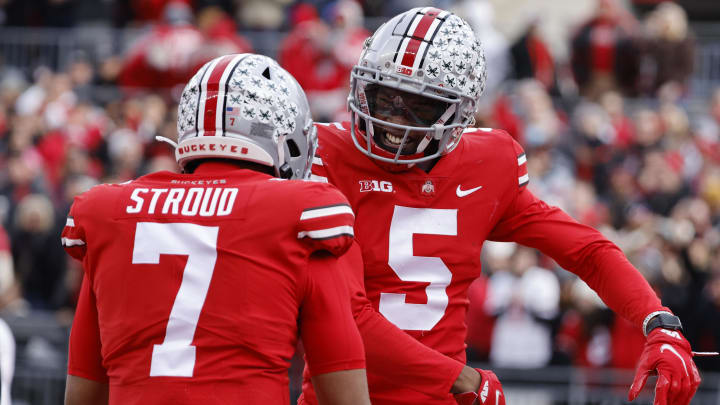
[359,180,393,193]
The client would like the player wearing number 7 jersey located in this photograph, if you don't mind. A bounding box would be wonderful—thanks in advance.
[61,54,371,405]
[301,7,703,405]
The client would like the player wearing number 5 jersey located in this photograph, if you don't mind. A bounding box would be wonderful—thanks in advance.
[301,7,703,405]
[61,54,370,405]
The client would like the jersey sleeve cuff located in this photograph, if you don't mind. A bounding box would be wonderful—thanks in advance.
[68,367,109,383]
[306,358,366,378]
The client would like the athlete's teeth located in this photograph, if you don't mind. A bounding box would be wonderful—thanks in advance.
[385,133,402,145]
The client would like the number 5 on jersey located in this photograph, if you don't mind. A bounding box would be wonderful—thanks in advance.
[379,206,456,331]
[132,222,219,377]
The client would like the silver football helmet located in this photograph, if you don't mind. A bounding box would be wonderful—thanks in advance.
[175,53,316,179]
[349,7,486,165]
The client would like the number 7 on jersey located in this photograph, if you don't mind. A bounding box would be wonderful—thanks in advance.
[132,222,219,377]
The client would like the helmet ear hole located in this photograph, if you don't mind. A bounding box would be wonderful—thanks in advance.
[286,139,301,158]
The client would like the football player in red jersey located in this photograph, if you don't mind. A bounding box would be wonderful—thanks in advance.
[302,7,704,405]
[62,54,371,405]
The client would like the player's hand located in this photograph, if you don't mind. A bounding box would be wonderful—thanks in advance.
[628,328,701,405]
[453,369,505,405]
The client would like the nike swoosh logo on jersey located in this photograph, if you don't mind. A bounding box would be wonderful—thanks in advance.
[456,185,483,197]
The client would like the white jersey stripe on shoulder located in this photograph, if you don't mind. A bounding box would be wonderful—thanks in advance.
[301,205,354,220]
[518,154,527,166]
[518,173,529,185]
[215,54,245,135]
[312,157,323,166]
[65,218,74,227]
[298,225,354,240]
[332,122,345,130]
[61,237,85,247]
[310,174,328,183]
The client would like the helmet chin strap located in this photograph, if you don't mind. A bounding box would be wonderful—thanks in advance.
[155,135,178,148]
[276,134,293,179]
[415,103,456,154]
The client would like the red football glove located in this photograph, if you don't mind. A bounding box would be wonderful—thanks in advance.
[454,369,505,405]
[628,328,701,405]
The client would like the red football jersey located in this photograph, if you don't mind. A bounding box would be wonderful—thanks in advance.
[304,122,667,404]
[62,163,365,405]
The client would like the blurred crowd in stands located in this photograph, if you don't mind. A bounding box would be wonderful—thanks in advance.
[0,0,719,375]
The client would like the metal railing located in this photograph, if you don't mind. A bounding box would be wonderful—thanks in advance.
[483,364,720,405]
[8,360,720,405]
[3,312,720,405]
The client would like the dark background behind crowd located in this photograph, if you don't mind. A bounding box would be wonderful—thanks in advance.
[0,0,719,403]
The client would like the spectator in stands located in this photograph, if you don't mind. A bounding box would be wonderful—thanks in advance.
[453,0,511,99]
[237,0,292,30]
[509,19,555,91]
[10,194,66,310]
[598,90,634,149]
[556,278,646,369]
[0,224,21,314]
[515,80,564,149]
[637,149,691,217]
[195,7,253,65]
[486,247,560,369]
[279,1,368,121]
[465,241,515,362]
[570,0,641,99]
[694,87,720,165]
[118,1,250,93]
[570,101,617,193]
[639,2,695,96]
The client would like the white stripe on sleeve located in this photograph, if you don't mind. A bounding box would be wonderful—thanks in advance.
[312,157,323,166]
[298,225,354,240]
[61,237,86,247]
[309,174,328,183]
[518,173,529,185]
[518,154,527,166]
[301,205,354,220]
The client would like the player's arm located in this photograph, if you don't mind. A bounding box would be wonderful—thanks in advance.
[312,370,370,405]
[300,252,370,405]
[65,275,108,405]
[490,186,666,326]
[65,375,108,405]
[489,138,700,404]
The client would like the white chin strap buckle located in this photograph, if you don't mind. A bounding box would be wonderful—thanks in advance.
[155,136,178,148]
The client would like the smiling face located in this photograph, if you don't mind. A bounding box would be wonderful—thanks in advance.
[365,85,449,155]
